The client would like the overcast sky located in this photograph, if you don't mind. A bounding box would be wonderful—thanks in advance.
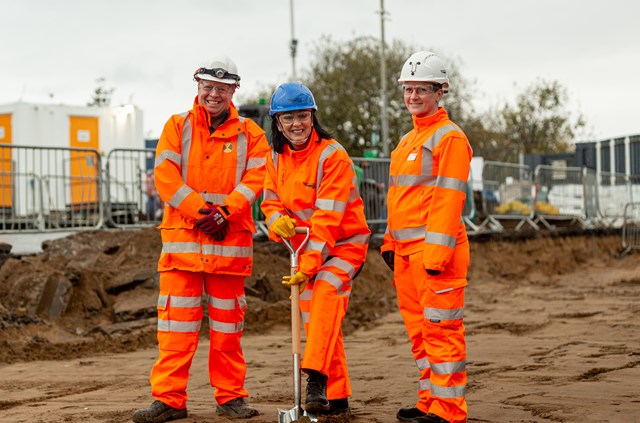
[2,0,639,142]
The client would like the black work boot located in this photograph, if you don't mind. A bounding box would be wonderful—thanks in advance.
[326,398,349,415]
[131,400,187,423]
[304,369,330,413]
[215,397,259,418]
[396,406,427,421]
[413,413,451,423]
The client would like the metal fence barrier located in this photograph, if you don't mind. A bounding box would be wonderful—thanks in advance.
[621,202,640,256]
[533,165,591,230]
[4,143,640,237]
[478,161,537,232]
[104,148,159,228]
[1,145,102,233]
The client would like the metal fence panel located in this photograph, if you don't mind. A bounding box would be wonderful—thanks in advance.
[1,145,102,232]
[621,202,640,256]
[534,165,586,229]
[479,161,537,231]
[104,148,160,228]
[597,172,632,227]
[352,157,389,236]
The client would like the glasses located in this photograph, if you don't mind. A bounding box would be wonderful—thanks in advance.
[278,110,312,124]
[402,84,438,95]
[199,83,232,94]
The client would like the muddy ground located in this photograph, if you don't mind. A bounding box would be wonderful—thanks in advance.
[0,228,638,422]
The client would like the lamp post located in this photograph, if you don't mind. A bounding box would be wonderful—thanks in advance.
[290,0,298,80]
[379,0,390,157]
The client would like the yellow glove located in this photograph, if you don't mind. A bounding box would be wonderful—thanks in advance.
[282,271,310,294]
[272,215,297,239]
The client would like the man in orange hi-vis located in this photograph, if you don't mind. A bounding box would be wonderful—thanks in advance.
[381,51,472,423]
[132,56,269,423]
[261,82,370,417]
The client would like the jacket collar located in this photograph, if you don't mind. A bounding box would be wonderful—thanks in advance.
[412,107,449,131]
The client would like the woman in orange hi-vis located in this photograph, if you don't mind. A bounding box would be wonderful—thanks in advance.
[261,82,370,417]
[132,56,270,423]
[381,51,472,423]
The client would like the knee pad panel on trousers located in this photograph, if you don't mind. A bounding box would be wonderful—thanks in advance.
[157,290,203,352]
[209,294,246,351]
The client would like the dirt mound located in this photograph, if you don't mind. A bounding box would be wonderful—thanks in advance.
[0,228,624,364]
[0,228,395,363]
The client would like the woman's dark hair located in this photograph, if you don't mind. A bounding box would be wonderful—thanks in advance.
[270,113,333,154]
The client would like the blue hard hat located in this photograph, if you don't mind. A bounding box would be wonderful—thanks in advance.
[269,82,318,116]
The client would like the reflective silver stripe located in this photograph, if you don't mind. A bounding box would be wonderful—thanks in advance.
[272,150,278,172]
[162,242,201,254]
[209,318,244,334]
[416,357,430,371]
[157,319,201,333]
[335,232,370,247]
[393,226,426,241]
[430,383,466,399]
[202,244,253,258]
[301,311,310,324]
[237,295,247,308]
[181,113,192,181]
[425,307,464,321]
[349,185,359,203]
[316,143,346,188]
[425,231,456,249]
[315,269,343,292]
[235,183,256,204]
[292,208,314,222]
[392,174,437,187]
[208,296,238,310]
[263,189,278,201]
[423,124,458,151]
[247,157,266,169]
[169,295,202,308]
[431,360,466,375]
[325,257,357,278]
[418,379,431,392]
[316,198,347,213]
[306,239,328,256]
[169,185,194,208]
[267,211,284,228]
[202,193,227,204]
[436,175,468,193]
[155,150,182,168]
[235,131,247,185]
[157,295,168,308]
[300,290,313,301]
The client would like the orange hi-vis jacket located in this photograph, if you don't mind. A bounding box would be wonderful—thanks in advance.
[154,99,269,276]
[382,107,472,284]
[261,131,370,277]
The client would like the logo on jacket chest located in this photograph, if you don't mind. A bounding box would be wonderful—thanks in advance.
[223,142,234,153]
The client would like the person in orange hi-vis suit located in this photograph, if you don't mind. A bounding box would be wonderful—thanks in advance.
[132,56,269,423]
[381,51,473,423]
[260,82,371,417]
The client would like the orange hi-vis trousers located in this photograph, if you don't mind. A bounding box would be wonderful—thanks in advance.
[150,270,249,409]
[394,252,468,423]
[299,255,362,400]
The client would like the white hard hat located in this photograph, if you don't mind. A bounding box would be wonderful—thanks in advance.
[398,51,449,93]
[193,55,241,86]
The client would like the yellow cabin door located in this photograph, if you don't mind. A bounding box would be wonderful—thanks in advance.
[0,114,12,209]
[68,116,99,206]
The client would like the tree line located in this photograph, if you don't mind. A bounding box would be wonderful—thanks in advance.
[241,36,586,162]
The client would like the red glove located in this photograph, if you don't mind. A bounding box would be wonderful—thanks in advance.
[196,206,230,241]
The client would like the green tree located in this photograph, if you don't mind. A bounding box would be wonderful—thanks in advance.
[87,77,114,107]
[301,36,477,156]
[299,36,408,155]
[487,79,585,161]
